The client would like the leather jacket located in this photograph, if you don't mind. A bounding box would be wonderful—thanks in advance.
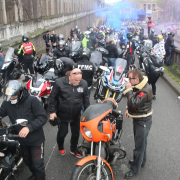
[123,76,153,118]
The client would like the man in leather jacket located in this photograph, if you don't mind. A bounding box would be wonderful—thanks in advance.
[123,69,153,179]
[49,68,90,158]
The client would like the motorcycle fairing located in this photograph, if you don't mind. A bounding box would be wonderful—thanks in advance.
[81,103,112,122]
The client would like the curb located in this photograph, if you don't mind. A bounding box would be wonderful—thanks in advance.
[161,72,180,95]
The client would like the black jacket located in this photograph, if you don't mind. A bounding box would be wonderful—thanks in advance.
[165,35,174,51]
[0,88,47,145]
[124,40,136,57]
[77,59,96,87]
[53,47,70,58]
[105,44,118,58]
[49,76,90,122]
[123,76,153,119]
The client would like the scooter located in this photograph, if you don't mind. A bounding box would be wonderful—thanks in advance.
[0,119,28,180]
[70,99,126,180]
[94,58,128,103]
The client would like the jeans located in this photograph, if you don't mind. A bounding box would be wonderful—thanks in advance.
[148,27,151,37]
[108,58,116,67]
[21,142,45,180]
[57,120,80,151]
[126,54,134,70]
[23,62,34,74]
[130,117,152,174]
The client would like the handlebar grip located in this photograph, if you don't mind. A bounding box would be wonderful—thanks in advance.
[8,134,19,138]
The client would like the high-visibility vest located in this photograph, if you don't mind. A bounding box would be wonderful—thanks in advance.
[22,42,33,54]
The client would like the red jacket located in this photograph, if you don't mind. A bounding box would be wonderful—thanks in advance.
[147,19,153,28]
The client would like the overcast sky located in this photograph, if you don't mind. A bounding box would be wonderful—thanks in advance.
[105,0,122,3]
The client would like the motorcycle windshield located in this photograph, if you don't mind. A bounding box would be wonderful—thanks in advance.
[4,47,14,62]
[90,51,102,65]
[38,54,48,66]
[114,58,127,81]
[71,41,81,52]
[32,73,44,88]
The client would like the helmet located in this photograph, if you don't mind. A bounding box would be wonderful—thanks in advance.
[157,35,163,42]
[59,34,64,40]
[155,34,158,37]
[151,29,155,33]
[126,32,133,40]
[58,40,65,51]
[5,80,23,104]
[78,29,81,34]
[84,31,91,39]
[81,48,91,60]
[161,30,166,35]
[170,31,175,37]
[148,16,151,19]
[98,40,106,47]
[167,32,170,35]
[0,44,2,52]
[54,58,64,74]
[22,35,29,43]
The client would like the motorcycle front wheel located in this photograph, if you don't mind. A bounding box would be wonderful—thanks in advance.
[70,160,112,180]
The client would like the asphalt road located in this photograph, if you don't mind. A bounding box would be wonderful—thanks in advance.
[1,60,180,180]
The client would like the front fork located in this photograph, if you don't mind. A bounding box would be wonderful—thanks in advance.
[96,141,102,180]
[105,89,116,99]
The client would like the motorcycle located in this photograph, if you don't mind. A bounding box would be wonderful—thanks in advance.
[26,54,59,109]
[95,47,109,66]
[69,41,82,63]
[0,47,23,89]
[70,98,126,180]
[94,58,128,103]
[0,119,28,180]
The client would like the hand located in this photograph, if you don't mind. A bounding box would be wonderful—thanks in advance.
[125,82,132,89]
[50,113,57,121]
[19,127,29,138]
[123,56,125,59]
[161,55,164,59]
[125,110,129,119]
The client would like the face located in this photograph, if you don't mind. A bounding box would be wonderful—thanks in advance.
[10,95,18,100]
[128,73,140,86]
[69,69,82,86]
[59,44,63,48]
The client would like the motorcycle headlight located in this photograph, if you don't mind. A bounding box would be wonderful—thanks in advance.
[83,127,92,139]
[30,90,39,96]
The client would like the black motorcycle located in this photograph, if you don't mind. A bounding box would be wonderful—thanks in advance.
[0,119,28,180]
[0,47,23,89]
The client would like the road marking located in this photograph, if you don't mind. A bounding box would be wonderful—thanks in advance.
[45,143,57,170]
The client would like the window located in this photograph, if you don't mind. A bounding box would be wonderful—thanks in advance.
[152,4,156,11]
[148,4,151,10]
[144,4,146,11]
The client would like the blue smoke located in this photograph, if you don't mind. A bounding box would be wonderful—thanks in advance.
[95,1,139,30]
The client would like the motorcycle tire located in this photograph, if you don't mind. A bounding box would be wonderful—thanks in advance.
[70,160,112,180]
[11,68,21,80]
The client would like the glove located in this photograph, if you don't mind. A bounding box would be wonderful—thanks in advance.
[49,117,61,127]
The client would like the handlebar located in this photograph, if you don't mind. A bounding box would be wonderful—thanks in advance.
[0,134,19,140]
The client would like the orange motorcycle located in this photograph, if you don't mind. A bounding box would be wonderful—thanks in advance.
[70,98,126,180]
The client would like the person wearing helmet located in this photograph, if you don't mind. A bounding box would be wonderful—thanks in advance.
[119,30,128,48]
[123,32,136,70]
[161,30,167,42]
[49,68,90,158]
[53,40,70,59]
[149,29,155,44]
[43,30,50,54]
[165,31,175,65]
[77,48,96,99]
[139,27,144,41]
[17,35,36,82]
[0,80,47,180]
[147,16,153,37]
[50,31,57,47]
[59,34,64,41]
[82,31,96,51]
[123,69,153,178]
[153,35,165,61]
[0,44,4,97]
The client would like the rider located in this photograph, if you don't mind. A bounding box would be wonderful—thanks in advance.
[147,16,153,37]
[123,32,136,70]
[53,40,70,59]
[0,80,47,180]
[165,31,175,65]
[18,35,36,82]
[149,29,155,44]
[161,30,167,42]
[0,44,4,97]
[82,31,96,51]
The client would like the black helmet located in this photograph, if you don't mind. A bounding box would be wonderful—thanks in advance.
[0,44,2,52]
[127,32,133,40]
[170,31,175,37]
[58,40,65,51]
[81,48,91,60]
[98,40,106,47]
[148,16,151,19]
[5,80,23,104]
[54,59,64,74]
[22,35,29,43]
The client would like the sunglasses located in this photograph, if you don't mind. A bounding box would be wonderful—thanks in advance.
[129,77,136,80]
[72,72,82,75]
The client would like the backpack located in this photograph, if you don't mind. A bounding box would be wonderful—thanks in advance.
[43,34,46,40]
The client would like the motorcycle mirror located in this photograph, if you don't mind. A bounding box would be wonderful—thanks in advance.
[16,119,28,126]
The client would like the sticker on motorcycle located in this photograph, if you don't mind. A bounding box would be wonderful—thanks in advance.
[5,87,12,95]
[117,66,123,73]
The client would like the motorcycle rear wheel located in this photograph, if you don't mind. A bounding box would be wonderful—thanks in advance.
[70,160,112,180]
